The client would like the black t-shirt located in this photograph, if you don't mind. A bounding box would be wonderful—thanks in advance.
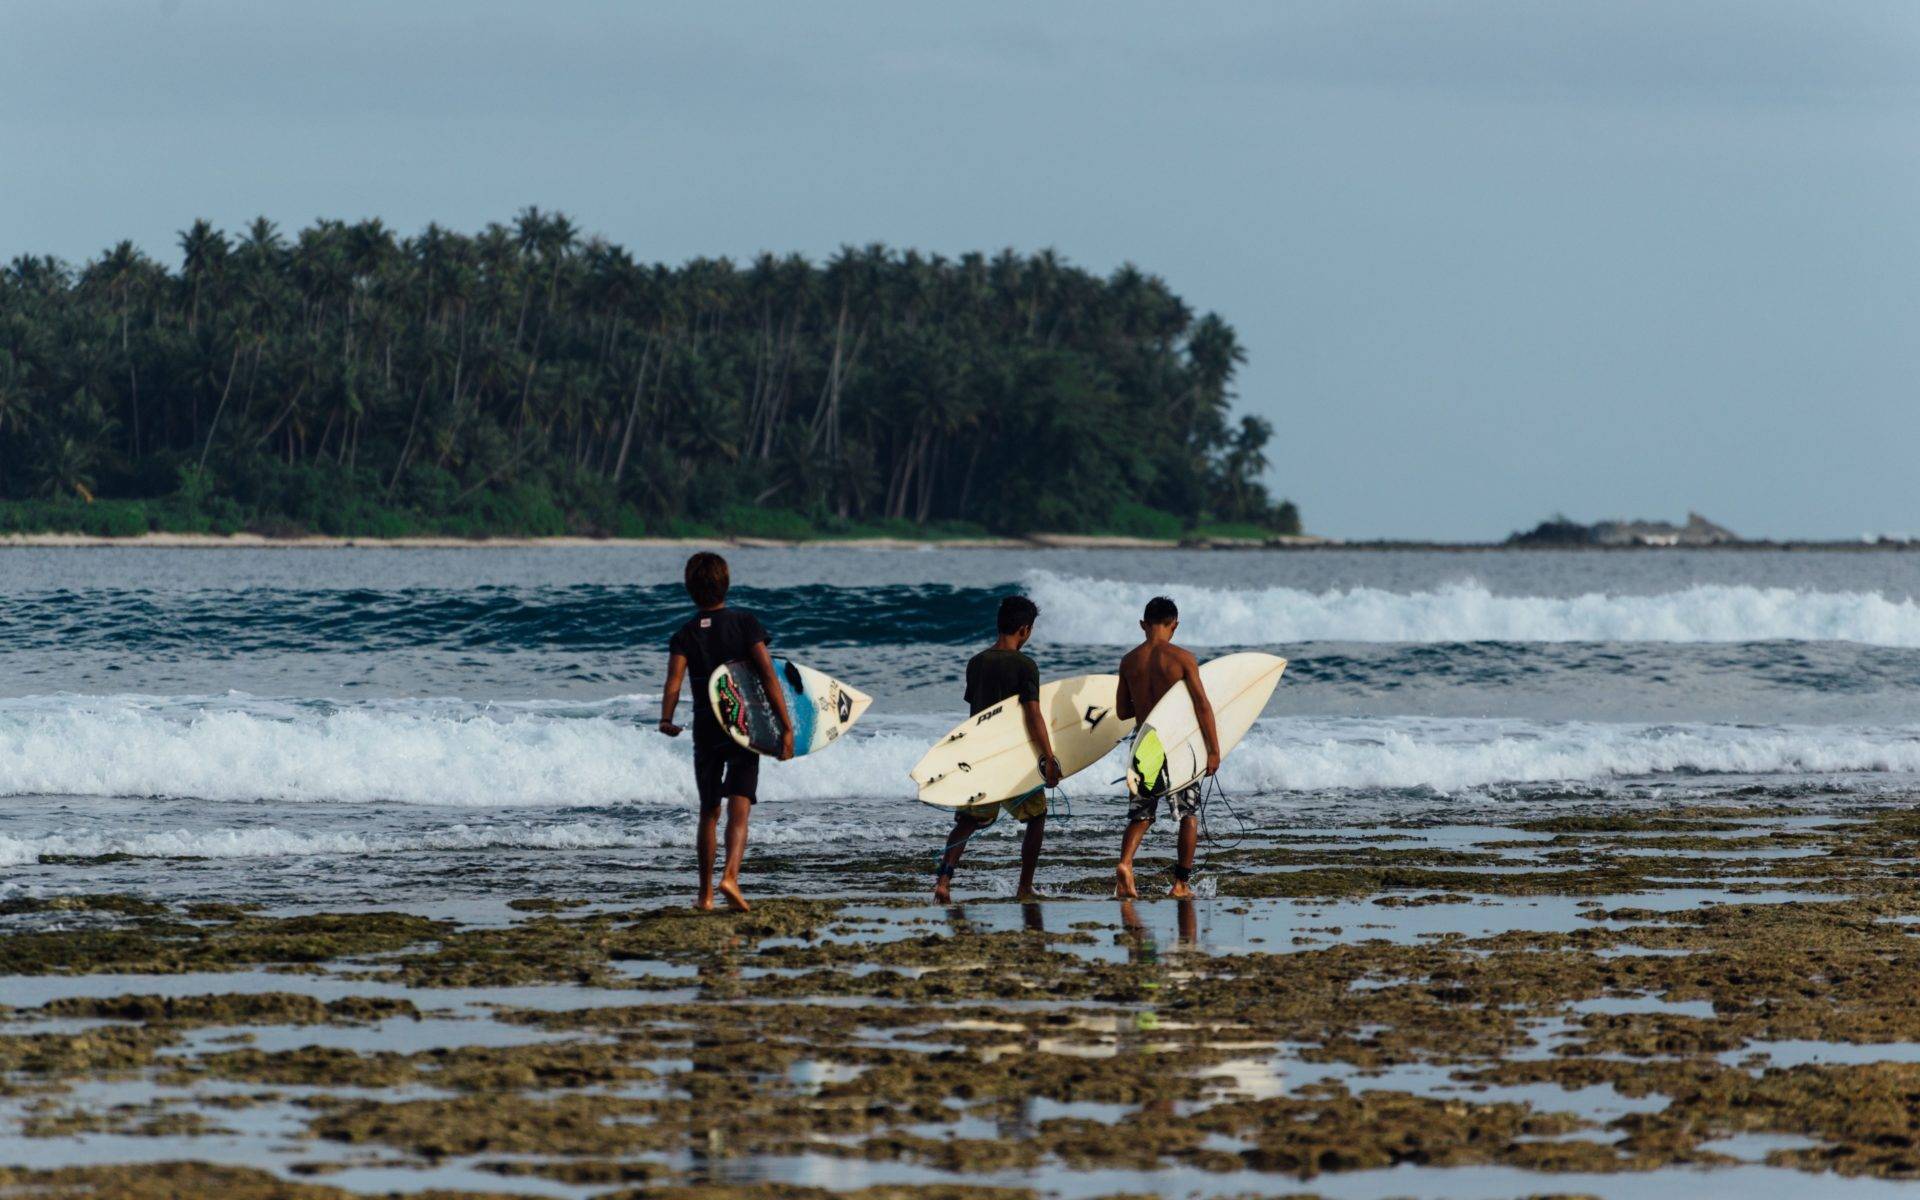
[669,607,771,746]
[964,647,1039,716]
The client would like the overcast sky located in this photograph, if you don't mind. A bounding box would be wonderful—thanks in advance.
[3,1,1915,539]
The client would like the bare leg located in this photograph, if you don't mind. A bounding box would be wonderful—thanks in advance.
[695,806,720,910]
[1115,819,1150,898]
[1015,815,1046,899]
[717,794,752,912]
[935,815,982,904]
[1171,815,1198,899]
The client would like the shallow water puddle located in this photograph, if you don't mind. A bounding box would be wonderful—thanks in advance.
[788,1058,865,1091]
[1699,1131,1827,1162]
[162,1014,599,1056]
[1570,995,1719,1019]
[697,1152,1920,1200]
[0,970,670,1012]
[287,1156,594,1199]
[1595,945,1693,958]
[1719,1039,1920,1069]
[1199,1044,1669,1124]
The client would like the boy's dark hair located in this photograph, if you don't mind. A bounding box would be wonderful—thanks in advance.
[997,595,1040,636]
[684,552,730,608]
[1143,596,1179,625]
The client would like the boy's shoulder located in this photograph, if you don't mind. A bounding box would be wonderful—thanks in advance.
[691,605,761,625]
[672,607,758,639]
[969,645,1034,668]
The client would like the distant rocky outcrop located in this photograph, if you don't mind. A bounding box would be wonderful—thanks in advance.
[1508,512,1739,547]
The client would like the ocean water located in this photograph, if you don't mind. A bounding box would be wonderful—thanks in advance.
[2,546,1918,907]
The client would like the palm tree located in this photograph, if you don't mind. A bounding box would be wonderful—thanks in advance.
[177,219,229,333]
[1217,415,1273,521]
[0,216,1285,536]
[0,352,32,490]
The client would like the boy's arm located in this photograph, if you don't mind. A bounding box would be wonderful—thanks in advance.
[1022,700,1061,787]
[748,641,797,761]
[659,653,687,736]
[1019,658,1059,787]
[1115,667,1134,723]
[1183,651,1222,775]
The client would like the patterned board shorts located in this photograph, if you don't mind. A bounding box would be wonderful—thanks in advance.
[1129,780,1202,826]
[959,787,1049,827]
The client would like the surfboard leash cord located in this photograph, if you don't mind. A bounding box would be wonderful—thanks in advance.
[1192,773,1250,883]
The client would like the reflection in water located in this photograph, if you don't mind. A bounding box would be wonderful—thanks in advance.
[1021,901,1046,934]
[1117,898,1199,962]
[1118,899,1156,964]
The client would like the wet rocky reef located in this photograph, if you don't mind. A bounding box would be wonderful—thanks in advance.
[6,807,1920,1198]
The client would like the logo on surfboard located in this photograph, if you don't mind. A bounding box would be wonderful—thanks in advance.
[715,673,750,735]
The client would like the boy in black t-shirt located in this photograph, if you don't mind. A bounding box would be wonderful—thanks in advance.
[933,595,1061,903]
[660,552,795,912]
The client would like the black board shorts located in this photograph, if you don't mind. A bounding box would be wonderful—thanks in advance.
[693,741,759,812]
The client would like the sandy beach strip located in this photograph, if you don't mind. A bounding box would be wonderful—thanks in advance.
[0,531,1332,551]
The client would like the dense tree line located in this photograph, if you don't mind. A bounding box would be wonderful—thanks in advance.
[0,210,1299,537]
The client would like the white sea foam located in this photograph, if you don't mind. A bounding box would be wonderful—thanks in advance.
[0,695,925,807]
[0,816,922,867]
[0,696,1915,810]
[1225,718,1920,794]
[1024,571,1920,646]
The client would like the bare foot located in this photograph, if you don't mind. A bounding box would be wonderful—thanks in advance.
[933,879,952,904]
[1170,880,1194,900]
[717,878,751,912]
[695,891,715,912]
[1114,863,1139,899]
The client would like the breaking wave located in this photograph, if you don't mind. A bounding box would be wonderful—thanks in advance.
[0,694,928,807]
[1024,572,1920,646]
[1229,717,1920,794]
[13,574,1920,655]
[0,696,1915,811]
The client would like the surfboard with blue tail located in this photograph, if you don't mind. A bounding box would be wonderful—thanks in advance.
[708,657,872,757]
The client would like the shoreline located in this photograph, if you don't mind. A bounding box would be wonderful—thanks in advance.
[0,531,1330,551]
[0,530,1910,551]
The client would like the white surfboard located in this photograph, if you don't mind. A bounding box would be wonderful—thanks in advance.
[709,657,872,757]
[913,674,1136,809]
[1127,652,1287,797]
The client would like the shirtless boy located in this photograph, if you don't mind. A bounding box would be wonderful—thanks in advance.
[1114,596,1220,900]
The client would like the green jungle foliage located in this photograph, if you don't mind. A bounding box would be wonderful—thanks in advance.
[0,210,1298,537]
